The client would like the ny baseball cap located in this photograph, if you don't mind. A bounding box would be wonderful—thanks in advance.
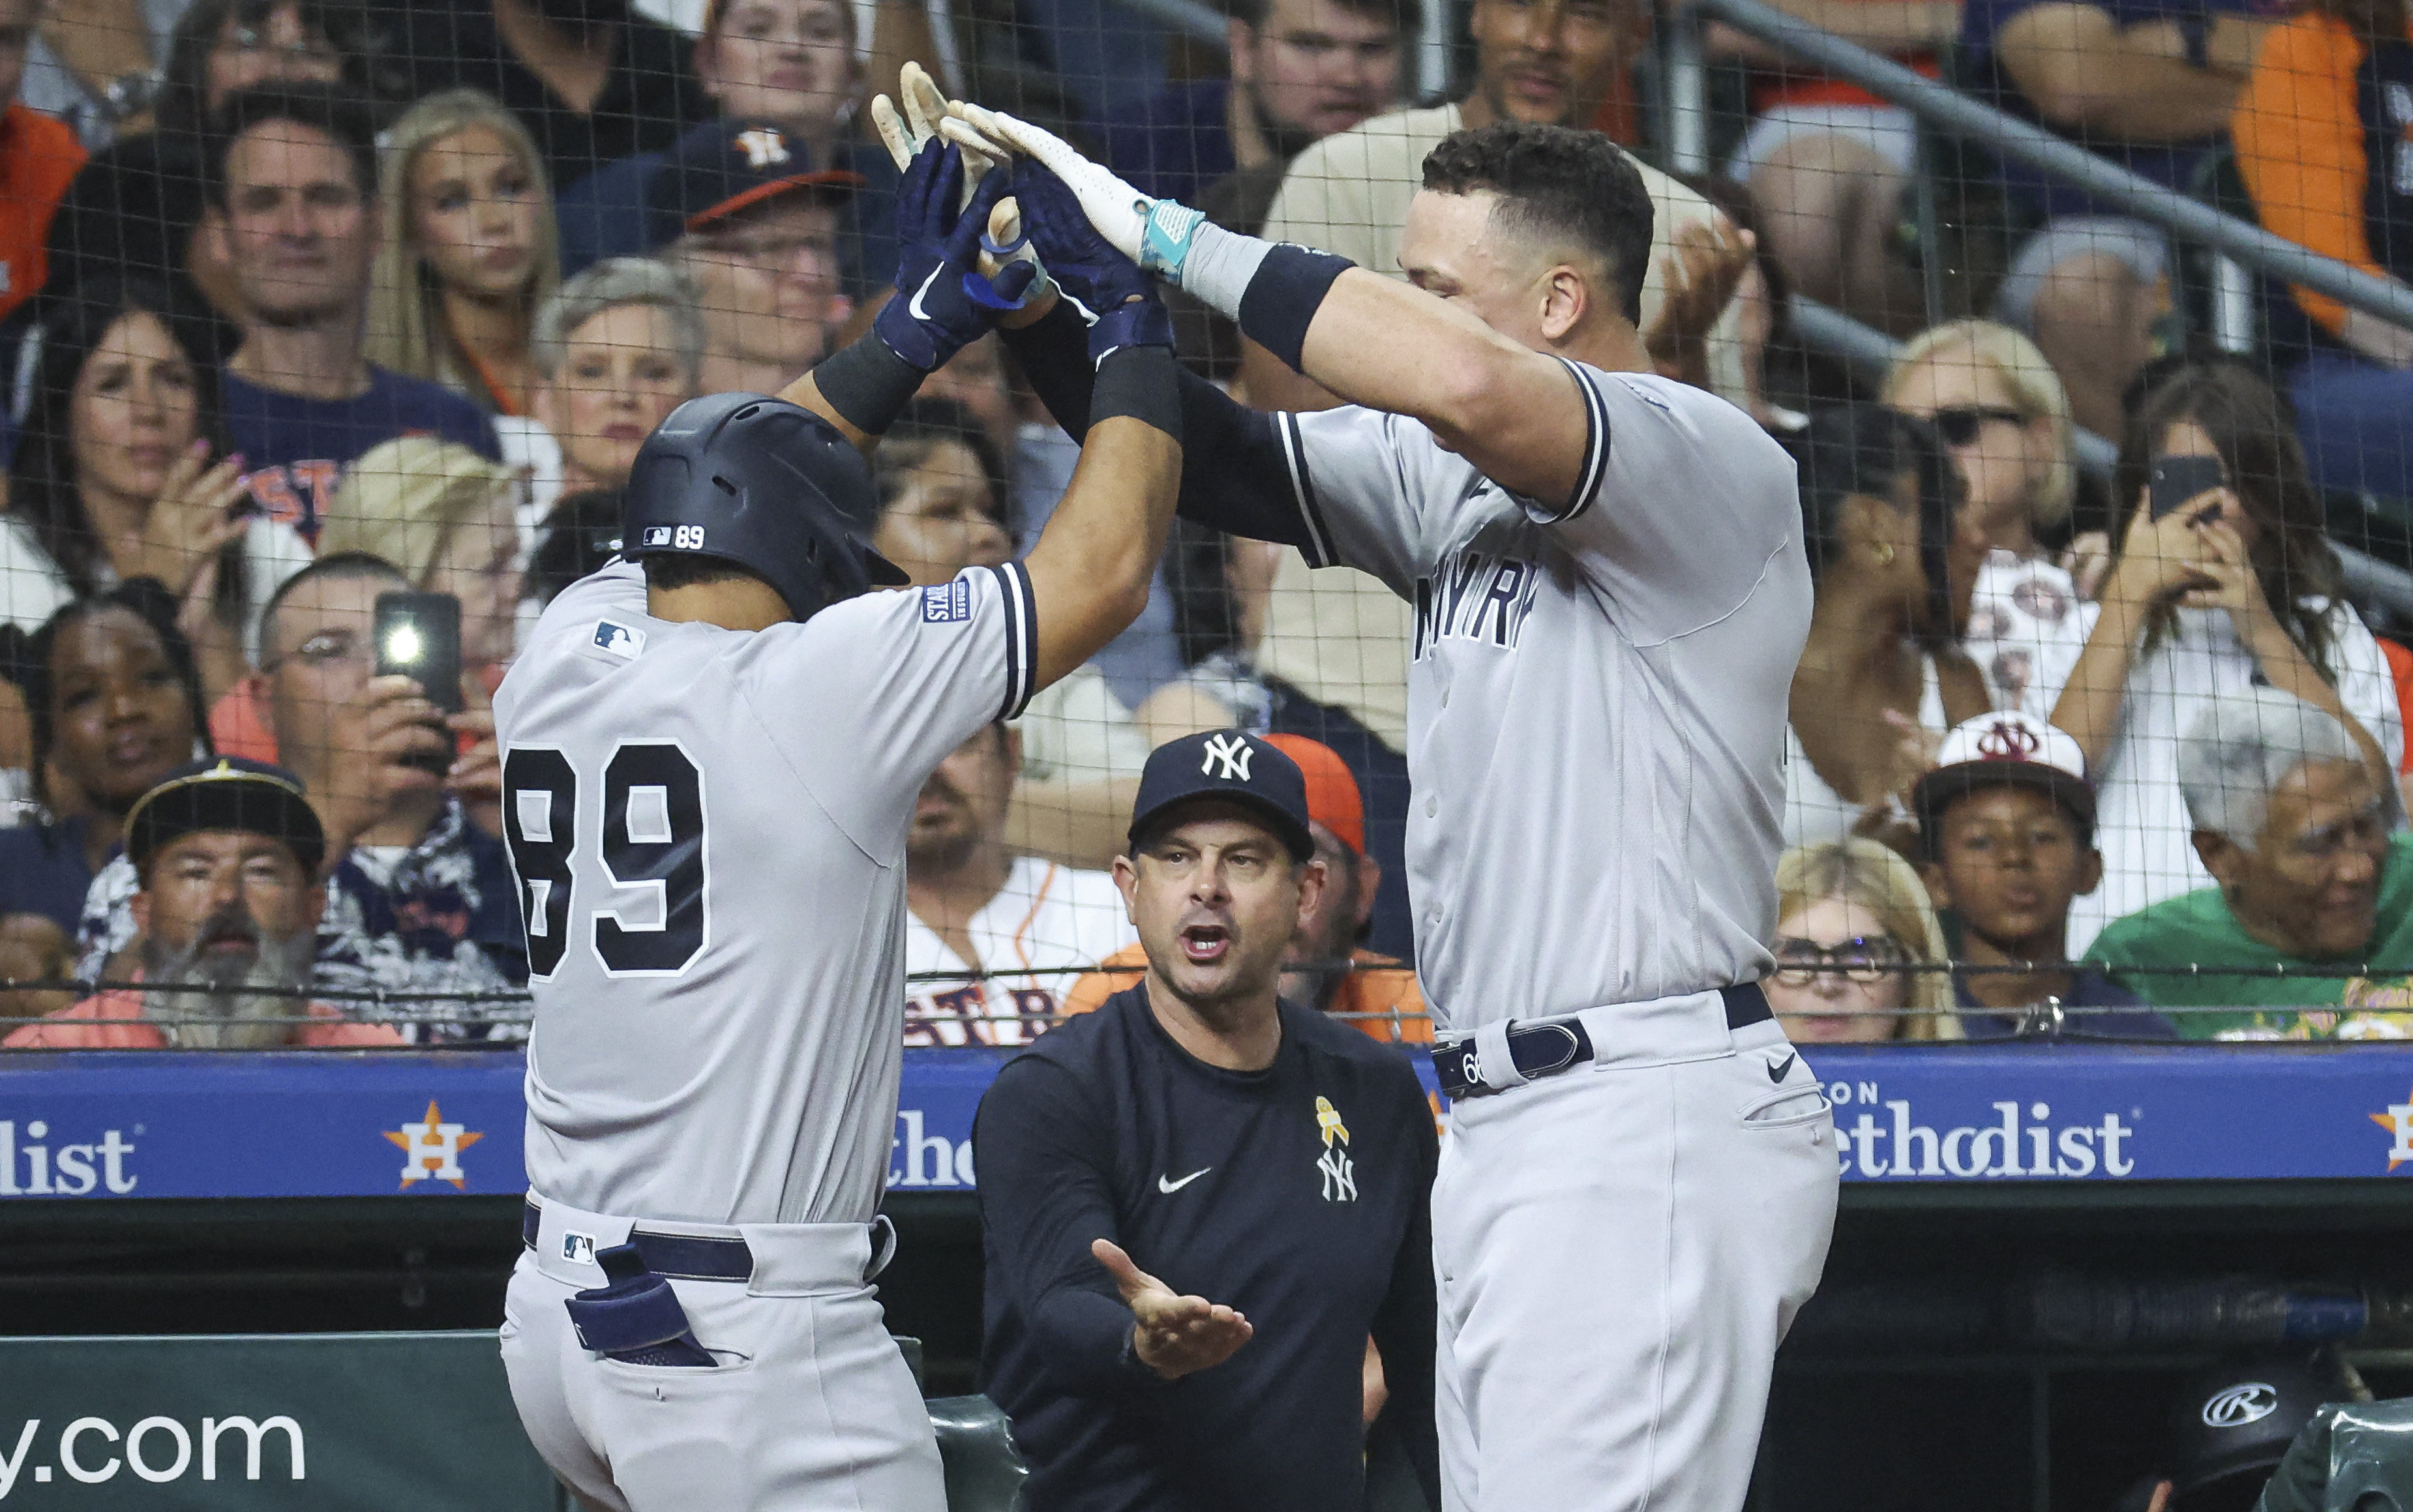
[1911,711,2095,855]
[1129,730,1315,862]
[647,120,865,247]
[1261,734,1365,855]
[125,757,325,875]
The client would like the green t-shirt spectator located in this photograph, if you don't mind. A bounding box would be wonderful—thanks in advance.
[2088,835,2413,1039]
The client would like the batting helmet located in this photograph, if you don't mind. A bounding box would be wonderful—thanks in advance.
[622,392,907,622]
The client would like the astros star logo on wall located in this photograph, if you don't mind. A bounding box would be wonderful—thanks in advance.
[2369,1086,2413,1172]
[386,1099,485,1190]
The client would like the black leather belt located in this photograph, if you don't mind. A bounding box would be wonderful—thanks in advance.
[1432,982,1774,1101]
[523,1200,755,1282]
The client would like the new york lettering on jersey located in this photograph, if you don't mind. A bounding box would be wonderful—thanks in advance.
[1281,364,1808,1027]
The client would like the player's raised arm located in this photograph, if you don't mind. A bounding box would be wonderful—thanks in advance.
[1017,280,1185,693]
[952,106,1625,512]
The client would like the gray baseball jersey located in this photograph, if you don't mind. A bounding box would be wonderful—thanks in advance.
[493,558,1037,1226]
[1275,363,1808,1033]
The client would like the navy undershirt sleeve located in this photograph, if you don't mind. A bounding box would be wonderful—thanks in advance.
[1367,1073,1443,1509]
[972,1056,1168,1395]
[1002,303,1321,551]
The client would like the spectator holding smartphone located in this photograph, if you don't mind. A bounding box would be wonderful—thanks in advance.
[2046,363,2401,951]
[74,554,528,1043]
[1911,710,2176,1037]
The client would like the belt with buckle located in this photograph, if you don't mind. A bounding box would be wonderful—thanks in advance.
[1431,982,1774,1101]
[523,1200,755,1282]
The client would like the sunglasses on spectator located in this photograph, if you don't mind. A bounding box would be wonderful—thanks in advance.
[1770,934,1908,986]
[1928,408,2027,447]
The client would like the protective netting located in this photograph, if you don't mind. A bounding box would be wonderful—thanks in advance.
[0,0,2407,1054]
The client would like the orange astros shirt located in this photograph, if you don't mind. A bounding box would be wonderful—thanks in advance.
[0,103,85,324]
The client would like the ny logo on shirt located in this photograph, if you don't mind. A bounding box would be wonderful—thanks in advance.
[1412,548,1542,662]
[1315,1095,1356,1203]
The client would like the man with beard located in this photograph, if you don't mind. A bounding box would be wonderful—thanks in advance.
[1098,0,1408,208]
[903,720,1133,1046]
[974,730,1441,1511]
[6,758,403,1048]
[1064,733,1430,1043]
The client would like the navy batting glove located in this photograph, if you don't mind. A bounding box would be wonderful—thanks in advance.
[874,141,1016,372]
[1010,157,1170,363]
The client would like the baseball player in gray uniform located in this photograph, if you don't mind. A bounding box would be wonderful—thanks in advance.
[946,104,1842,1512]
[492,134,1185,1512]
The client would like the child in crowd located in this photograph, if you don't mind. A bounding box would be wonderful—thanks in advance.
[1912,711,2176,1038]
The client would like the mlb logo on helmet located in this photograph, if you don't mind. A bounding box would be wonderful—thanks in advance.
[642,526,673,548]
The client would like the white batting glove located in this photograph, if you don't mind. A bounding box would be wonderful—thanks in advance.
[946,102,1208,284]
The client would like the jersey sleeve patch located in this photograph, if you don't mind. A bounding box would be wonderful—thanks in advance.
[592,620,648,659]
[992,562,1039,722]
[922,577,974,624]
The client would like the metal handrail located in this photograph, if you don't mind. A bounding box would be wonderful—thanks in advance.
[1688,0,2413,333]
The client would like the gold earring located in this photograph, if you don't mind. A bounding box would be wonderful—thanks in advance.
[1872,542,1896,567]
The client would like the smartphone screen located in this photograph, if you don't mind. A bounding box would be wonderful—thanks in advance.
[2148,454,2228,522]
[374,591,464,713]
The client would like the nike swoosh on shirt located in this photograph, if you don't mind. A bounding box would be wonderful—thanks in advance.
[1157,1168,1210,1194]
[1768,1052,1798,1084]
[907,264,944,320]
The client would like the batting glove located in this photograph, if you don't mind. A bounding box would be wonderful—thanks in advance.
[1008,157,1173,363]
[872,140,1036,372]
[948,102,1209,286]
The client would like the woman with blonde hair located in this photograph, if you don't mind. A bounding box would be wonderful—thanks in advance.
[366,91,560,421]
[1883,318,2090,717]
[317,437,524,672]
[1765,838,1961,1043]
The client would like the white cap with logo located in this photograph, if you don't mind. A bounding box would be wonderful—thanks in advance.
[1911,710,2096,851]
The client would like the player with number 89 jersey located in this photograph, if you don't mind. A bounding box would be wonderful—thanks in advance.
[490,128,1186,1512]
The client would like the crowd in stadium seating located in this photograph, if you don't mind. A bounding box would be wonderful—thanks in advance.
[0,0,2404,1051]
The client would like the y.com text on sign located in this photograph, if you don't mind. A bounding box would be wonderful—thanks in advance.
[0,1415,302,1496]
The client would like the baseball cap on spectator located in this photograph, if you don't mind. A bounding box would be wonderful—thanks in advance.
[1262,734,1365,855]
[1130,730,1315,862]
[646,119,865,248]
[1910,712,2095,859]
[125,757,326,876]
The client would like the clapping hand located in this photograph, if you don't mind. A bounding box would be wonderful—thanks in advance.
[130,441,249,599]
[1092,1238,1253,1380]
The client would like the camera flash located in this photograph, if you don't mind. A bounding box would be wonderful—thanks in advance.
[387,625,423,664]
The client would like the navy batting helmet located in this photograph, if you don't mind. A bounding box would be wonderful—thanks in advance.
[622,392,907,622]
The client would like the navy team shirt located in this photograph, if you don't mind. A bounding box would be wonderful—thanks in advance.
[975,985,1441,1512]
[224,366,500,542]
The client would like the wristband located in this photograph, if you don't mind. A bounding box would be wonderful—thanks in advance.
[1236,244,1356,375]
[1137,199,1208,282]
[1088,298,1176,363]
[1089,345,1182,441]
[812,333,923,437]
